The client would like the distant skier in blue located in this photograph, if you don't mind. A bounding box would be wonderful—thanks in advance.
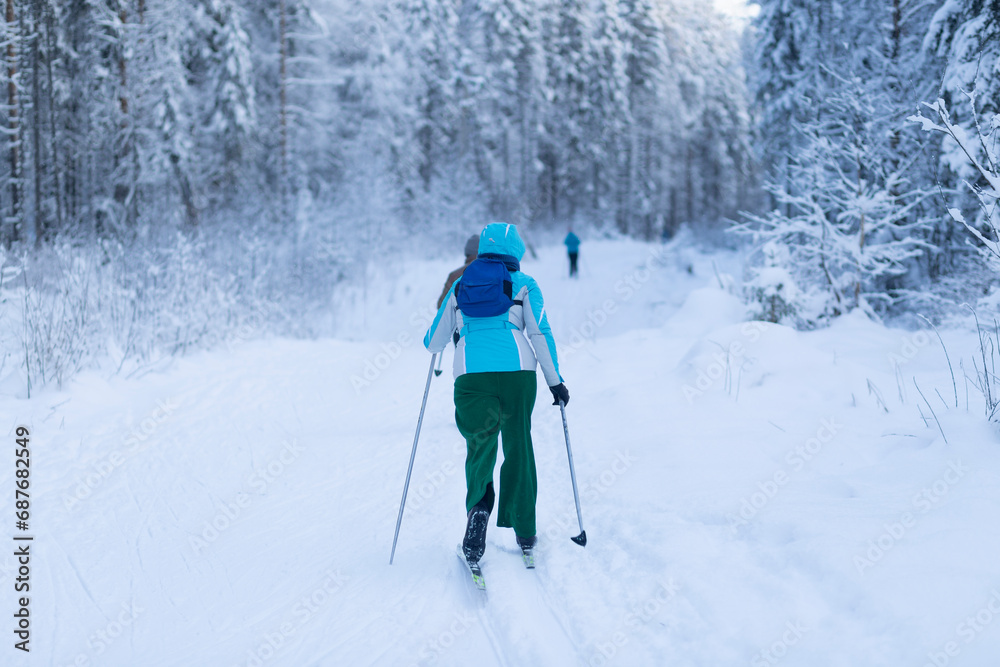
[564,229,580,277]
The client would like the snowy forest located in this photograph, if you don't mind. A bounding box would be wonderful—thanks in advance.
[0,0,994,387]
[1,0,756,389]
[0,0,995,390]
[3,0,753,243]
[5,2,1000,666]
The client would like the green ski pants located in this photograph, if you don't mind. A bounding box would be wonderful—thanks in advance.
[454,370,538,538]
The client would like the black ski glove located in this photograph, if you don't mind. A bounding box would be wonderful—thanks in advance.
[549,383,570,407]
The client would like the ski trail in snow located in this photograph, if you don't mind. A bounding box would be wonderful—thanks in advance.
[446,549,501,666]
[473,541,584,666]
[56,544,106,619]
[523,549,589,650]
[471,588,513,667]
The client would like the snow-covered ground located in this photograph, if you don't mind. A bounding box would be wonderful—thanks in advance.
[3,237,1000,666]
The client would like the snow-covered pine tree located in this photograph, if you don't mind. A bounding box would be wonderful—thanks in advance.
[540,0,592,223]
[25,0,70,244]
[740,69,935,324]
[189,0,256,212]
[737,147,930,324]
[133,0,198,228]
[585,0,630,225]
[875,0,951,284]
[475,0,542,220]
[617,0,665,236]
[751,0,827,209]
[662,0,751,233]
[108,0,141,233]
[408,0,459,196]
[746,0,949,322]
[924,0,1000,226]
[236,0,316,225]
[925,0,1000,130]
[2,0,23,244]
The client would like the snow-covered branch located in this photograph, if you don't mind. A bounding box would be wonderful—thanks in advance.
[909,96,1000,264]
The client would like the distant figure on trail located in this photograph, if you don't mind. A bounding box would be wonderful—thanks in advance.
[564,229,580,277]
[423,222,569,567]
[437,235,479,309]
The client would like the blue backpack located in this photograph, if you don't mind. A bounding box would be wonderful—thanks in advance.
[455,257,517,317]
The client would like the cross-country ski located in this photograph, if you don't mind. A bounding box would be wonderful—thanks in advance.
[457,545,488,593]
[520,545,536,570]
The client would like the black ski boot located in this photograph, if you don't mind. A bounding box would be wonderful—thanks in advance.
[462,483,495,564]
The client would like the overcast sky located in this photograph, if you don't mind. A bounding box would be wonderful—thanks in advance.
[713,0,760,19]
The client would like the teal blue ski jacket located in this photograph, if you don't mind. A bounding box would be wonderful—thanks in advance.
[564,232,581,253]
[423,223,563,387]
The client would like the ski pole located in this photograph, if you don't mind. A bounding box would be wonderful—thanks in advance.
[560,401,587,547]
[434,351,444,377]
[389,353,437,564]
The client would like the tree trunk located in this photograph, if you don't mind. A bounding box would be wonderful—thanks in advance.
[118,6,127,117]
[6,0,20,245]
[685,145,693,226]
[668,186,677,237]
[44,3,62,232]
[114,2,136,230]
[643,134,652,239]
[32,0,43,247]
[887,0,902,160]
[856,155,865,301]
[890,0,900,60]
[279,0,289,220]
[592,161,599,213]
[618,138,631,235]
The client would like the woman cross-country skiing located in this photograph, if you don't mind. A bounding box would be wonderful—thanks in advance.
[423,222,569,566]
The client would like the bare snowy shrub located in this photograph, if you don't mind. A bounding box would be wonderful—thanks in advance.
[910,95,1000,420]
[4,231,286,394]
[18,247,102,391]
[958,306,1000,421]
